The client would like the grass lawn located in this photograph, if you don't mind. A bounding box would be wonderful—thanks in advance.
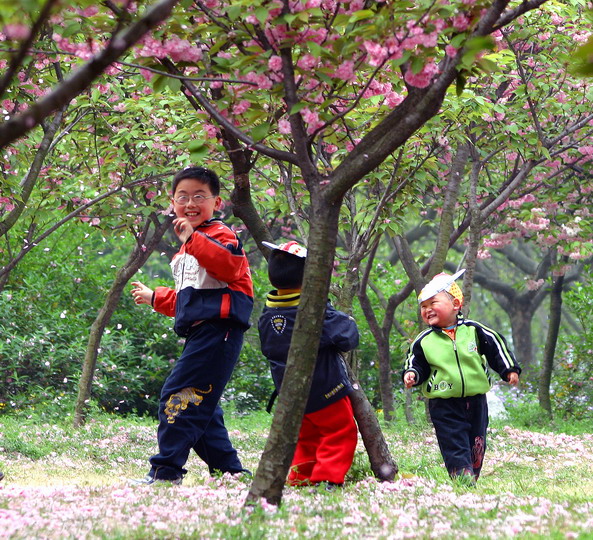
[1,400,593,539]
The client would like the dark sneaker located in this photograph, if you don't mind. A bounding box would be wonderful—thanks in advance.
[130,474,182,486]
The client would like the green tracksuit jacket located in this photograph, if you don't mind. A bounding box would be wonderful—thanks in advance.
[402,318,520,399]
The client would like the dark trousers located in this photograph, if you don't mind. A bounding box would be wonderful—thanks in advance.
[149,321,244,480]
[428,394,489,479]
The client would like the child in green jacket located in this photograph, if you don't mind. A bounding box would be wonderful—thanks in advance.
[402,270,520,484]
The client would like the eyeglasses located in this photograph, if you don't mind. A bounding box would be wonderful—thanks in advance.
[173,194,217,205]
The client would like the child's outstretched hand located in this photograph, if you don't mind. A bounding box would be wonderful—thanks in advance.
[506,372,519,386]
[131,281,153,306]
[403,371,417,389]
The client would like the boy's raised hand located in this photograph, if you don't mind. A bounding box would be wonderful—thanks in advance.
[173,217,193,243]
[131,281,153,306]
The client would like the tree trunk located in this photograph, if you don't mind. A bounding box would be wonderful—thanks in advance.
[357,241,396,421]
[538,270,565,416]
[345,362,398,481]
[507,301,536,378]
[246,199,344,505]
[73,214,173,427]
[404,388,415,424]
[339,248,397,466]
[375,335,395,422]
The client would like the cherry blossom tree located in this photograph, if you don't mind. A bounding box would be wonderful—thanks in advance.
[127,0,552,506]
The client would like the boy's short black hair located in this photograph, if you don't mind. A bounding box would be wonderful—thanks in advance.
[172,167,220,196]
[268,250,306,289]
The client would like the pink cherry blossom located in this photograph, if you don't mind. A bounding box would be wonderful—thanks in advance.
[203,124,218,138]
[526,278,545,291]
[3,24,30,41]
[385,91,404,107]
[2,99,15,113]
[445,45,458,57]
[232,100,251,115]
[244,72,273,90]
[80,6,100,17]
[404,61,439,88]
[297,54,319,71]
[333,60,355,81]
[139,68,154,82]
[452,14,471,31]
[300,108,324,134]
[363,40,388,66]
[0,197,14,211]
[268,55,283,71]
[163,36,203,63]
[278,119,291,134]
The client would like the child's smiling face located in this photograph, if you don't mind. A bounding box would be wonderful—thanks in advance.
[172,178,221,228]
[419,291,461,328]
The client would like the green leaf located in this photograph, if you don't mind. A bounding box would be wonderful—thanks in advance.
[506,123,519,134]
[289,102,307,115]
[188,141,209,162]
[348,9,375,22]
[307,42,323,58]
[226,4,242,21]
[255,6,269,25]
[450,33,467,48]
[573,36,593,60]
[465,35,495,53]
[152,75,168,93]
[477,58,498,74]
[282,13,298,25]
[250,122,271,142]
[62,22,82,38]
[410,55,424,74]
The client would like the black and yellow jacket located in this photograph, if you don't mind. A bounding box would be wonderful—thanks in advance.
[258,291,358,413]
[402,317,520,399]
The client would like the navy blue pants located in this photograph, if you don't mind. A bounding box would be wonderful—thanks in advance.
[149,321,245,480]
[428,394,489,479]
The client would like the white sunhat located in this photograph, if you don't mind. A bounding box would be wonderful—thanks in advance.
[262,240,308,258]
[417,269,466,304]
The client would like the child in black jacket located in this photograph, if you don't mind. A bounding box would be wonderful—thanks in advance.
[258,241,358,487]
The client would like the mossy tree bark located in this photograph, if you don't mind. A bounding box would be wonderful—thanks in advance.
[73,213,173,427]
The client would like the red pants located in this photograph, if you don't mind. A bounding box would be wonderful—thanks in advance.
[288,396,357,485]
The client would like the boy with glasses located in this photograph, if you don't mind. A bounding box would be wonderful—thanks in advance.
[131,167,253,485]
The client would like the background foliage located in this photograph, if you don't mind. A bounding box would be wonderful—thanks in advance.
[1,0,593,426]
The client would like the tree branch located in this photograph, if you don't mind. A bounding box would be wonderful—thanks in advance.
[160,58,300,165]
[0,0,181,149]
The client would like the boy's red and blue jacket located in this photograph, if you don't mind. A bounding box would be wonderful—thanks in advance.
[258,291,358,414]
[152,218,253,337]
[402,317,520,399]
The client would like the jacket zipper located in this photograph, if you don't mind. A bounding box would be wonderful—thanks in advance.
[452,338,465,397]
